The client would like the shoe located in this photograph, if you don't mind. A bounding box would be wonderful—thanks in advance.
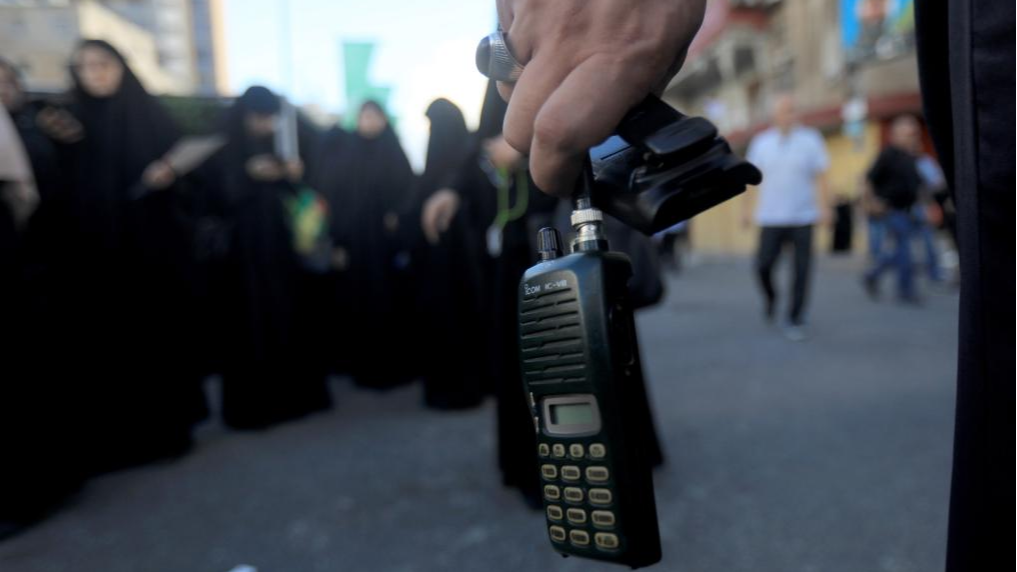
[782,324,807,342]
[862,275,879,300]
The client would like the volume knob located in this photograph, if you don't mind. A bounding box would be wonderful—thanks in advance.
[537,227,563,261]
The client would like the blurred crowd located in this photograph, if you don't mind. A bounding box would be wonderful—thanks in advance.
[0,39,670,536]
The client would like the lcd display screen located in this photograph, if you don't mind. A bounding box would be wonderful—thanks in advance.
[550,403,595,426]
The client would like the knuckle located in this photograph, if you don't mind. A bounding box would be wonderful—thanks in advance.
[532,110,574,153]
[502,121,531,153]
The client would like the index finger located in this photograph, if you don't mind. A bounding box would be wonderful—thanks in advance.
[527,54,654,196]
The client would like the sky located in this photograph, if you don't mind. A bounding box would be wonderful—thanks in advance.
[222,0,496,170]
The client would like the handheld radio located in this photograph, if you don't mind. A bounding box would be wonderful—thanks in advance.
[518,98,760,568]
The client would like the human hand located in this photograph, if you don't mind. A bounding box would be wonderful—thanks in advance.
[246,155,284,182]
[142,159,176,190]
[494,0,706,196]
[36,106,84,144]
[284,159,304,183]
[421,189,461,245]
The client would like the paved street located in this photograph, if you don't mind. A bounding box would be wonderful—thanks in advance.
[0,255,957,572]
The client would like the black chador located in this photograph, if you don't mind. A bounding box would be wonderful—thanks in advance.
[412,99,486,410]
[208,86,330,429]
[45,40,206,475]
[309,101,417,388]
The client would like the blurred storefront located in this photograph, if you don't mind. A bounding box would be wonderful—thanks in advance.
[663,0,925,255]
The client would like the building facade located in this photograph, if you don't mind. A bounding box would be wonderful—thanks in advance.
[0,0,226,95]
[663,0,924,255]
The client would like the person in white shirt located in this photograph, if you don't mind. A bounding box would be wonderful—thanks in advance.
[743,94,830,340]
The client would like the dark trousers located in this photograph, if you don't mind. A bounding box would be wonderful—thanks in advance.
[864,210,916,300]
[755,225,813,325]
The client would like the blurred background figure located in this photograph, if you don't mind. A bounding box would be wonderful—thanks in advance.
[310,100,417,389]
[0,59,43,236]
[861,115,923,303]
[743,94,830,341]
[47,39,205,473]
[207,85,331,429]
[0,57,56,537]
[413,98,486,410]
[306,113,354,375]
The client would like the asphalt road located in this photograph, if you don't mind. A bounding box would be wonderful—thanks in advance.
[0,254,957,572]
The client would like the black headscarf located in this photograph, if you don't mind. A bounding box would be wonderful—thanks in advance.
[220,86,280,166]
[65,39,179,246]
[315,100,414,247]
[354,100,413,189]
[419,98,470,198]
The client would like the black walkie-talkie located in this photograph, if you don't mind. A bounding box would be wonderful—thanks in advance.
[519,165,661,568]
[519,99,759,568]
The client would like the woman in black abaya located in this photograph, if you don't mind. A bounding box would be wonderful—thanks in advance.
[413,99,486,409]
[208,86,330,429]
[1,58,79,534]
[310,101,417,388]
[205,84,331,427]
[45,40,206,474]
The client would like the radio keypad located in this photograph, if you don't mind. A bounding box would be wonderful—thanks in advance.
[595,532,620,550]
[541,464,558,480]
[591,510,616,528]
[538,439,620,553]
[566,508,587,525]
[586,466,610,483]
[543,484,561,501]
[569,529,591,546]
[547,505,564,521]
[563,487,584,503]
[588,488,613,506]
